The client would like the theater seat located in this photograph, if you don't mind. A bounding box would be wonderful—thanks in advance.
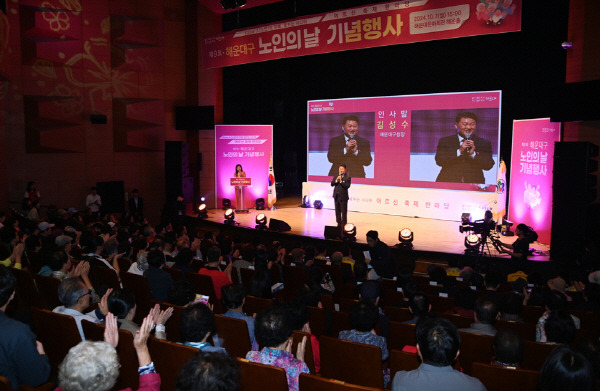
[147,336,198,390]
[471,362,538,391]
[214,314,252,358]
[238,358,289,391]
[299,373,384,391]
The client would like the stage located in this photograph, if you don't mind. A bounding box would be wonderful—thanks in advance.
[201,196,551,262]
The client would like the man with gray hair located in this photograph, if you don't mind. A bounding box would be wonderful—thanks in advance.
[53,274,111,340]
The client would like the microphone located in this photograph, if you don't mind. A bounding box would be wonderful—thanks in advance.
[464,133,471,153]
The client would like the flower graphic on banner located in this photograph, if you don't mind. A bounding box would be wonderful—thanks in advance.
[59,0,82,14]
[523,181,541,209]
[476,0,517,25]
[41,2,71,32]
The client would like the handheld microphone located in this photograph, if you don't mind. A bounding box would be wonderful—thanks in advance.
[464,133,471,153]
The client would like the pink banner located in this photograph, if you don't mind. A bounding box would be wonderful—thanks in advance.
[215,125,273,209]
[509,118,561,245]
[201,0,521,68]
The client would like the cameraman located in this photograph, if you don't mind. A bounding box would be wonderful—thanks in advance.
[499,224,537,261]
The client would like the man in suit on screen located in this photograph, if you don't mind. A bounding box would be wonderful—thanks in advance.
[331,164,351,228]
[434,112,495,183]
[327,115,372,178]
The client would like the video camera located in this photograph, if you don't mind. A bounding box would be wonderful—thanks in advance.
[459,219,495,235]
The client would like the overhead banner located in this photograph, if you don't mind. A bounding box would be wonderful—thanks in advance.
[215,125,273,209]
[508,118,561,245]
[201,0,521,68]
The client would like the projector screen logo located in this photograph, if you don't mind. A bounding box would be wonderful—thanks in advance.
[523,182,541,209]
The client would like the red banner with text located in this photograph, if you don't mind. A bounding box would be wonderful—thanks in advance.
[201,0,521,68]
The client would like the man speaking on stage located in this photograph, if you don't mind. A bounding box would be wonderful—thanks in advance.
[434,112,495,183]
[331,163,351,228]
[327,115,372,178]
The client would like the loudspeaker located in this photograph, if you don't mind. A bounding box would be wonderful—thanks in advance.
[324,225,340,240]
[90,114,107,124]
[96,181,124,214]
[269,218,291,232]
[175,106,215,130]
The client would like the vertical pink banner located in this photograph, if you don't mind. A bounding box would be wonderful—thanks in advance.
[215,125,273,208]
[509,118,561,245]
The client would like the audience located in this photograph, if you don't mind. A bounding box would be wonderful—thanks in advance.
[180,302,226,353]
[339,301,388,361]
[198,246,233,300]
[391,317,485,391]
[0,265,50,390]
[538,346,595,391]
[221,284,255,345]
[176,351,240,391]
[57,313,160,391]
[458,297,498,336]
[492,329,523,368]
[246,307,309,391]
[144,250,174,302]
[403,292,431,325]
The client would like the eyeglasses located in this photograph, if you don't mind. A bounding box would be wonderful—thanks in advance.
[79,291,91,300]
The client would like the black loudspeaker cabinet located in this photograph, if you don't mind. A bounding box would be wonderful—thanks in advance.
[96,181,125,214]
[324,225,340,240]
[175,106,215,130]
[551,142,598,263]
[269,218,291,232]
[165,141,193,204]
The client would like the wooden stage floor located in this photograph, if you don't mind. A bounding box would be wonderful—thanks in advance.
[202,196,550,262]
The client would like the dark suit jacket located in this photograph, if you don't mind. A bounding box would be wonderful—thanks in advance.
[331,173,351,201]
[327,134,372,177]
[434,133,494,183]
[128,196,144,215]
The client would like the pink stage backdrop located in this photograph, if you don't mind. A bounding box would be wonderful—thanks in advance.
[509,118,561,245]
[215,125,273,209]
[202,0,521,68]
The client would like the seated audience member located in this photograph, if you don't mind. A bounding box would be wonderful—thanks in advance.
[144,250,174,302]
[392,318,485,391]
[366,230,394,278]
[492,329,524,368]
[176,351,240,391]
[573,281,600,313]
[458,297,498,336]
[0,265,51,390]
[246,307,309,391]
[171,248,195,274]
[483,270,503,304]
[397,279,418,309]
[404,292,431,325]
[445,286,476,318]
[544,310,576,345]
[38,250,73,278]
[248,255,272,299]
[57,313,160,391]
[108,289,172,339]
[180,302,226,353]
[339,301,389,361]
[221,284,255,345]
[168,280,197,307]
[198,246,233,300]
[538,346,595,391]
[127,250,149,276]
[536,290,580,342]
[287,295,321,373]
[576,339,600,379]
[53,276,110,340]
[499,291,524,322]
[82,235,119,272]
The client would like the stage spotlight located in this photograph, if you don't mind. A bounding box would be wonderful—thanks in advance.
[342,223,356,241]
[224,208,236,224]
[255,198,265,210]
[222,198,232,210]
[301,195,311,208]
[398,228,414,249]
[313,200,323,209]
[200,196,206,202]
[197,203,207,218]
[501,218,514,236]
[464,233,481,255]
[255,213,268,230]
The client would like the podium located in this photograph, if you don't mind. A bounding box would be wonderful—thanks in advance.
[231,177,251,213]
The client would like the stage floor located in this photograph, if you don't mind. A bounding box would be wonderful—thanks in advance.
[202,197,550,262]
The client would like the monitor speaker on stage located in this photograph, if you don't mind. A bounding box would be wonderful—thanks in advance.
[269,218,291,232]
[324,225,340,240]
